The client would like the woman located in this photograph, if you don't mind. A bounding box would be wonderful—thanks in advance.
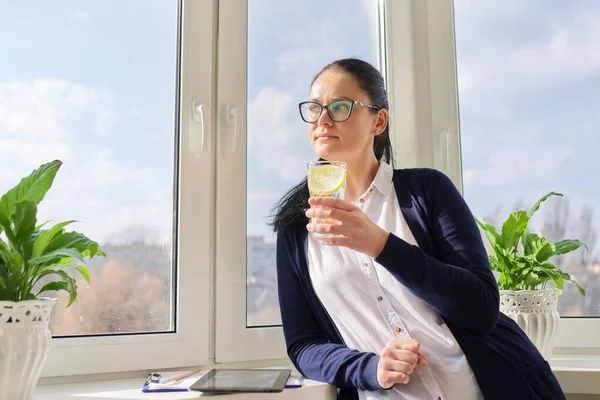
[271,58,565,400]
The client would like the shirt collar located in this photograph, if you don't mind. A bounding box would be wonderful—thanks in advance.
[372,161,393,196]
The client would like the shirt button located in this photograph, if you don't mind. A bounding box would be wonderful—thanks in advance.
[359,198,365,204]
[377,296,383,301]
[395,327,401,333]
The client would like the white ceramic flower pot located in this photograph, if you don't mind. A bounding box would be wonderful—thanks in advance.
[499,289,561,360]
[0,299,57,400]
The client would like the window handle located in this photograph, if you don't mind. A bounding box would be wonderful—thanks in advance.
[191,99,209,156]
[226,104,242,155]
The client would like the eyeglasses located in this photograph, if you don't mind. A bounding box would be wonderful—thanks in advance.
[298,97,380,123]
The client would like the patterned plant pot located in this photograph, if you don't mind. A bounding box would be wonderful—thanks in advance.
[0,299,57,400]
[499,289,561,360]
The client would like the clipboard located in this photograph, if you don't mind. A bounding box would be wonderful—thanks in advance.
[142,370,206,393]
[141,369,303,393]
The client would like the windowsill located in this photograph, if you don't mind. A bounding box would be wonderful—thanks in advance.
[35,376,336,400]
[34,357,600,399]
[34,363,337,400]
[550,356,600,395]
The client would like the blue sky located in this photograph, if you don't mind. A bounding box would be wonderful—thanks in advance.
[0,0,598,260]
[455,0,600,249]
[0,0,176,244]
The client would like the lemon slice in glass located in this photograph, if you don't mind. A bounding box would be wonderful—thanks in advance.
[307,164,347,196]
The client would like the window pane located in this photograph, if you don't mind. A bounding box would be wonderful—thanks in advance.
[0,1,178,334]
[246,0,381,326]
[454,1,600,316]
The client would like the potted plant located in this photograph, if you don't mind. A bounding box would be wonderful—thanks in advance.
[476,191,586,360]
[0,160,105,400]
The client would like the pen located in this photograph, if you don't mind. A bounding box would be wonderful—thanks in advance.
[161,369,203,384]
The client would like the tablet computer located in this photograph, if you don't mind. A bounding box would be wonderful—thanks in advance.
[189,368,291,393]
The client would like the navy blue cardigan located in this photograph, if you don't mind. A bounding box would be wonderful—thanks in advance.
[276,168,565,400]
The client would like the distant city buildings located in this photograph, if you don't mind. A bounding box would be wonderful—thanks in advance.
[247,235,279,319]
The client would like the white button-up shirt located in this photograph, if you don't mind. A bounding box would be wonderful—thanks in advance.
[307,161,484,400]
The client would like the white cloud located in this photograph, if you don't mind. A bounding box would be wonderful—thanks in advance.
[0,79,107,187]
[83,150,153,187]
[248,86,311,182]
[0,79,101,140]
[0,79,168,245]
[67,10,91,23]
[77,189,172,245]
[463,129,574,189]
[93,109,116,136]
[31,152,163,244]
[456,4,600,116]
[276,50,316,76]
[0,136,71,172]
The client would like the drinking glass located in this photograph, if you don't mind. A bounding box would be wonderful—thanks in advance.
[307,160,347,238]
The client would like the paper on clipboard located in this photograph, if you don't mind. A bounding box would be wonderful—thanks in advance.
[142,370,208,393]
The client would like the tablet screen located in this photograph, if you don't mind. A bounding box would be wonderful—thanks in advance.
[190,369,291,393]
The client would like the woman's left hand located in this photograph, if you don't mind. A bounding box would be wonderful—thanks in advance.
[306,197,390,258]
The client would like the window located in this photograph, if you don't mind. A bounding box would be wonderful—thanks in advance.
[0,0,212,376]
[215,0,384,362]
[454,1,600,349]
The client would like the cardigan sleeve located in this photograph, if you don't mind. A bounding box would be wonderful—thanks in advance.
[276,230,383,391]
[375,169,499,334]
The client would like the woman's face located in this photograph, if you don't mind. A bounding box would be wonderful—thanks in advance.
[306,70,386,163]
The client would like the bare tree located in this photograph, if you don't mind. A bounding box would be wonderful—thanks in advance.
[577,205,597,273]
[107,224,162,246]
[542,196,570,267]
[478,205,503,256]
[511,197,526,213]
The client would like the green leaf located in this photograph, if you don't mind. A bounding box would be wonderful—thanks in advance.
[37,280,69,295]
[0,237,12,266]
[0,214,21,253]
[12,201,37,248]
[552,239,587,257]
[574,281,586,296]
[68,264,91,284]
[36,269,78,306]
[501,210,529,251]
[45,230,103,258]
[530,236,555,262]
[35,220,52,230]
[521,230,537,256]
[560,271,572,281]
[489,251,514,274]
[28,248,84,268]
[476,218,503,248]
[537,262,556,270]
[553,275,564,290]
[528,191,562,218]
[0,160,62,235]
[32,220,77,258]
[524,271,542,288]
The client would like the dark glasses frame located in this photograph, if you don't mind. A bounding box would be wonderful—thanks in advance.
[298,97,380,123]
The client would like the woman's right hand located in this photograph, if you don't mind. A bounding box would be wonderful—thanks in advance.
[376,338,427,389]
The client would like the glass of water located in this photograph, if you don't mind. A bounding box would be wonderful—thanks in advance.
[307,160,347,237]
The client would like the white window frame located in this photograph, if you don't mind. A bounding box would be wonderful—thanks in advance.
[386,0,600,356]
[213,0,394,364]
[41,0,214,377]
[213,0,288,364]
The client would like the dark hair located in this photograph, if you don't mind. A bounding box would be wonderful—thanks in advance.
[269,58,395,233]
